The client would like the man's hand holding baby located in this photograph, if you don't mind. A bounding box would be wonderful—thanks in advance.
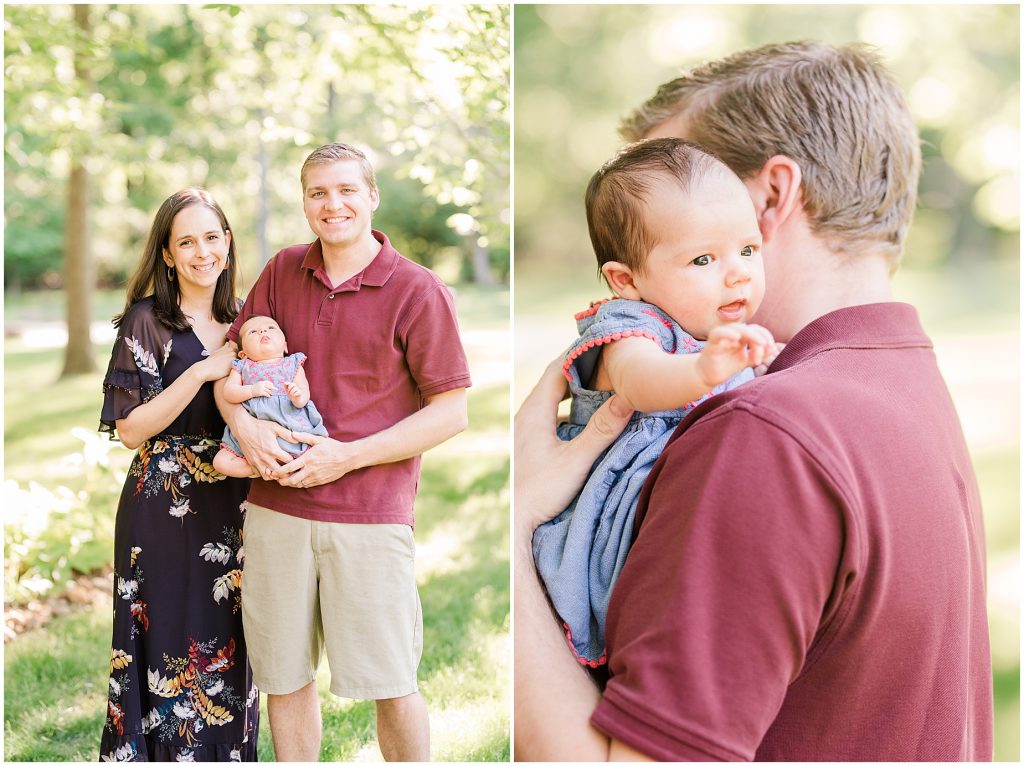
[697,323,777,388]
[273,433,361,488]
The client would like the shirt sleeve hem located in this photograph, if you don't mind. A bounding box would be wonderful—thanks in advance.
[591,693,745,762]
[418,374,472,398]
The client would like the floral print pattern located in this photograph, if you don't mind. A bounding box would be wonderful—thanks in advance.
[99,298,257,761]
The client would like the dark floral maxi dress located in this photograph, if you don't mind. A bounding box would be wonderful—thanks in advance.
[98,297,259,762]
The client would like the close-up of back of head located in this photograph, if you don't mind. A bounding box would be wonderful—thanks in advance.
[585,137,728,277]
[621,40,921,267]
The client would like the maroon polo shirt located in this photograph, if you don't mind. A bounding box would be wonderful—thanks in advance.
[591,303,993,761]
[227,230,471,525]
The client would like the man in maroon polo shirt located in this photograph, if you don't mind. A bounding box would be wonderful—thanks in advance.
[514,41,993,761]
[217,143,470,761]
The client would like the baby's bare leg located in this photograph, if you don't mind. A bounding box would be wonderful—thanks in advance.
[213,448,259,479]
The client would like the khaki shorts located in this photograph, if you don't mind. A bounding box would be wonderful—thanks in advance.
[240,502,422,699]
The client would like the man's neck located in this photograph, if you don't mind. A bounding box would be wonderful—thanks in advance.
[757,229,895,343]
[321,232,383,288]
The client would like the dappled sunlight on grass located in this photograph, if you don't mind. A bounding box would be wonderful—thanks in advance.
[4,284,510,760]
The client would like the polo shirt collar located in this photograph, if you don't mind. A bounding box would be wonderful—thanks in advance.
[770,302,932,374]
[300,230,399,289]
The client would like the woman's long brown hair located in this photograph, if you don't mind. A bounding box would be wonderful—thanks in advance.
[114,188,240,331]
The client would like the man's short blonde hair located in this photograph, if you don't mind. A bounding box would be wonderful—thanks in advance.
[621,41,921,266]
[300,142,377,193]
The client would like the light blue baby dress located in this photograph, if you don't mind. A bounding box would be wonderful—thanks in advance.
[220,352,328,459]
[532,298,754,665]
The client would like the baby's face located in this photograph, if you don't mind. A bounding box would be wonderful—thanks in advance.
[238,316,287,361]
[633,169,765,340]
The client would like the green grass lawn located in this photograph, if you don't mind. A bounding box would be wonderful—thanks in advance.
[4,284,511,761]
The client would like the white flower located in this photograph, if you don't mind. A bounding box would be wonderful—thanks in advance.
[205,679,224,696]
[239,501,248,514]
[116,578,138,600]
[109,678,121,696]
[100,741,137,762]
[142,707,165,733]
[178,473,191,488]
[236,545,244,565]
[193,719,204,733]
[176,748,196,762]
[169,498,190,518]
[230,748,242,762]
[158,458,180,474]
[172,701,196,720]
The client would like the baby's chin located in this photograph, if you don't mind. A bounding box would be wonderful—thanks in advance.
[246,351,285,362]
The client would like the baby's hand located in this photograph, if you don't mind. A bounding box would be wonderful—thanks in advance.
[698,323,776,388]
[753,342,786,377]
[284,381,307,407]
[251,380,275,398]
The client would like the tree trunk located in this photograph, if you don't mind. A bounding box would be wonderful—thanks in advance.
[471,240,496,286]
[60,3,95,377]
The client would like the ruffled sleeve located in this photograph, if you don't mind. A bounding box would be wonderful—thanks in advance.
[230,357,248,383]
[288,352,307,381]
[99,299,173,439]
[563,298,700,387]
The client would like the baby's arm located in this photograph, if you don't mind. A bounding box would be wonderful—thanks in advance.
[285,366,311,408]
[603,323,775,412]
[222,368,274,404]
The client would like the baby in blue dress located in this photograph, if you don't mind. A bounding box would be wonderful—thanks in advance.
[213,315,328,479]
[533,138,781,666]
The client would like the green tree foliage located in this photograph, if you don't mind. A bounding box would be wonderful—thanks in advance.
[5,4,510,291]
[514,4,1019,279]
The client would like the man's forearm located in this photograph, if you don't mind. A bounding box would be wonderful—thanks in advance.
[514,528,611,761]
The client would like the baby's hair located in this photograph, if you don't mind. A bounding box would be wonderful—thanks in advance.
[239,314,275,332]
[586,137,730,278]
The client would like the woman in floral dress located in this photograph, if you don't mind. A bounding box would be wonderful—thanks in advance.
[99,188,259,761]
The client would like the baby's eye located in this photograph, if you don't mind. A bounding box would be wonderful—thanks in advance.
[691,254,711,266]
[740,246,754,257]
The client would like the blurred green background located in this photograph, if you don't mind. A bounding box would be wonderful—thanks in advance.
[5,3,509,761]
[515,4,1018,761]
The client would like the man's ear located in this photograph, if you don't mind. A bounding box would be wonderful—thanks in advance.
[601,261,644,300]
[370,187,380,212]
[743,155,803,244]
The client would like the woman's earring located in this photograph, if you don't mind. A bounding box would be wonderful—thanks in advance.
[167,266,175,282]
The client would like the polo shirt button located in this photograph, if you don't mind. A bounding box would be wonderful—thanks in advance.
[329,294,335,300]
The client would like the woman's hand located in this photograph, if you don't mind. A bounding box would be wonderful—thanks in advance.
[514,358,634,535]
[196,343,236,382]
